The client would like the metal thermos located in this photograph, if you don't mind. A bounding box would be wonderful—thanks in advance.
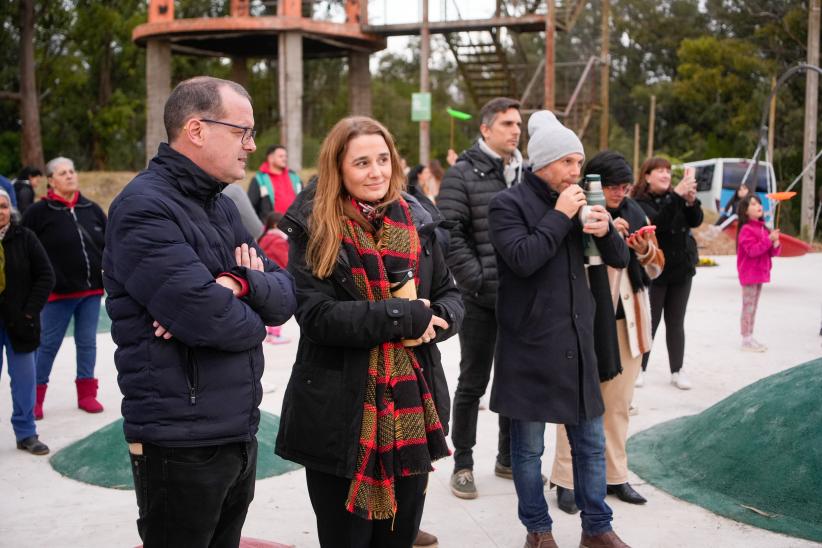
[582,174,606,261]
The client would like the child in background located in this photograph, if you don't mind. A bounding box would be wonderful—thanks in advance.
[736,195,780,352]
[259,212,290,344]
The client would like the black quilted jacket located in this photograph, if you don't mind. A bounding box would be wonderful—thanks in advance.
[436,141,521,309]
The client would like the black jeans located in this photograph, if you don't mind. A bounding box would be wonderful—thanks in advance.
[129,438,257,548]
[451,298,511,471]
[642,277,693,373]
[305,468,428,548]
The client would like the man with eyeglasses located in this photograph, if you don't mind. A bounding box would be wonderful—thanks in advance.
[103,76,296,547]
[247,144,303,223]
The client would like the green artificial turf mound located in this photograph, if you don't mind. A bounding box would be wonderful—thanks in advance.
[50,411,301,489]
[628,358,822,542]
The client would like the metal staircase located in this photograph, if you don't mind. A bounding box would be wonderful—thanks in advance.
[444,0,599,137]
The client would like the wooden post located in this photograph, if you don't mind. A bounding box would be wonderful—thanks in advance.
[633,123,640,175]
[230,57,249,89]
[419,0,430,165]
[767,76,776,164]
[801,0,820,241]
[148,0,174,22]
[544,0,556,110]
[19,0,43,168]
[598,0,610,150]
[145,40,171,165]
[278,32,303,171]
[646,95,656,158]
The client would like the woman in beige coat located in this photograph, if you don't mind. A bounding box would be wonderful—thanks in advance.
[550,151,664,511]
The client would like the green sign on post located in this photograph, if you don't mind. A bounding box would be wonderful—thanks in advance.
[411,92,432,121]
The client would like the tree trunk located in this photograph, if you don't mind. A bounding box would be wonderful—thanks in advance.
[92,39,114,170]
[20,0,44,169]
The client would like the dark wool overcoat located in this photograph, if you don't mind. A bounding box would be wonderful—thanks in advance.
[275,185,464,478]
[103,144,296,446]
[437,141,521,309]
[488,171,629,425]
[0,222,55,353]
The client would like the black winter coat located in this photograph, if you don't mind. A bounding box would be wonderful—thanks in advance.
[636,191,703,285]
[12,180,35,214]
[23,193,106,295]
[488,172,629,425]
[0,222,55,353]
[103,144,297,446]
[275,186,464,478]
[437,141,521,309]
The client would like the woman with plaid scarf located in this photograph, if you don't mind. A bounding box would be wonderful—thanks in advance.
[275,117,464,547]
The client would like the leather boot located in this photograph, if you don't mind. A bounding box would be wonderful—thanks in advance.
[524,531,559,548]
[75,378,104,413]
[413,529,438,547]
[34,384,47,420]
[579,530,631,548]
[552,483,579,514]
[607,483,647,504]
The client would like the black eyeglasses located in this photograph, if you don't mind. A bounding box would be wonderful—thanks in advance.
[199,119,256,144]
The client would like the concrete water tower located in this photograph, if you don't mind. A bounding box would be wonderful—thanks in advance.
[132,0,385,169]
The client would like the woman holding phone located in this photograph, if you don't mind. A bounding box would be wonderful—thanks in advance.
[275,116,464,547]
[631,157,702,390]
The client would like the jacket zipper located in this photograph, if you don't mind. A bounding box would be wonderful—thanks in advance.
[248,351,256,431]
[70,208,93,288]
[186,349,199,405]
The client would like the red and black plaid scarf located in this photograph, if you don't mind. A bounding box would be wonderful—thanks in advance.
[341,197,450,520]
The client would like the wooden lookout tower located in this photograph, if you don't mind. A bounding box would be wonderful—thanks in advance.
[133,1,604,169]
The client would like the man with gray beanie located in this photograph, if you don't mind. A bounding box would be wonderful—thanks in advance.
[488,111,631,548]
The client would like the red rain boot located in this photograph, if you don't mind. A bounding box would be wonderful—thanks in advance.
[75,378,104,413]
[34,384,47,420]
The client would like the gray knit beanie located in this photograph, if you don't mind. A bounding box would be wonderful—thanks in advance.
[527,110,585,172]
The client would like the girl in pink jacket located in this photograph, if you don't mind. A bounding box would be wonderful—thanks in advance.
[736,194,781,352]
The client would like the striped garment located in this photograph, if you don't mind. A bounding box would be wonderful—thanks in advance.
[341,197,450,520]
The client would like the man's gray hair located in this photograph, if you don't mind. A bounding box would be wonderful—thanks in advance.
[45,156,74,177]
[479,97,521,128]
[164,76,252,143]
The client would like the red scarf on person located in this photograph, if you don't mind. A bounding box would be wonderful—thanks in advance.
[341,197,450,520]
[45,189,79,208]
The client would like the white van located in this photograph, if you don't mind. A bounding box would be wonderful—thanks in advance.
[683,158,776,217]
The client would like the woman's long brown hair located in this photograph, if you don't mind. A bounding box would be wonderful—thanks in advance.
[307,116,406,279]
[630,156,671,200]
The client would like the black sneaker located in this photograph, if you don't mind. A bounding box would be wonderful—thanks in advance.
[16,435,50,455]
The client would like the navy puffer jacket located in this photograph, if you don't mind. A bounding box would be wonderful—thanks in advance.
[103,144,296,446]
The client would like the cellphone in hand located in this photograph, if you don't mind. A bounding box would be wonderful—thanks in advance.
[634,225,656,236]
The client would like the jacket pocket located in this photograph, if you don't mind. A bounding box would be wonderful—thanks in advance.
[282,365,345,462]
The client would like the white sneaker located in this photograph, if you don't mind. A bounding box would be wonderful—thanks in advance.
[741,338,767,352]
[634,371,645,388]
[671,372,692,390]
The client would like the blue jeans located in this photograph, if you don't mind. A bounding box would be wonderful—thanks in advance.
[510,416,612,535]
[36,295,101,384]
[0,324,38,441]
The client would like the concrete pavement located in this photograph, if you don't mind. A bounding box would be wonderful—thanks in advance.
[1,253,820,547]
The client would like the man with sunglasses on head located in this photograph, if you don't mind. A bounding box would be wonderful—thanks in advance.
[103,76,296,548]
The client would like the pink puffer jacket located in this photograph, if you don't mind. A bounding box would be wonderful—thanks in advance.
[737,219,780,285]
